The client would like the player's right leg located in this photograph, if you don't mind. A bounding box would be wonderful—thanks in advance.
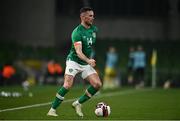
[47,60,79,116]
[47,75,74,116]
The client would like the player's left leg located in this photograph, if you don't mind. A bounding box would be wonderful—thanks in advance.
[80,73,102,103]
[72,73,102,117]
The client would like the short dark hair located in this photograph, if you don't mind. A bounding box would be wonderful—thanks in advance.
[80,7,93,14]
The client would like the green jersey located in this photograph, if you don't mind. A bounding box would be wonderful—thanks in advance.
[67,24,98,65]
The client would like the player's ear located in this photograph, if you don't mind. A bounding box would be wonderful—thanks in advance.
[80,14,84,20]
[81,12,87,18]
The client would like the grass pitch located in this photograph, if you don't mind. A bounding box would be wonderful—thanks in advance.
[0,85,180,120]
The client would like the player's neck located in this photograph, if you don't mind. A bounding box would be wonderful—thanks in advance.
[81,22,90,29]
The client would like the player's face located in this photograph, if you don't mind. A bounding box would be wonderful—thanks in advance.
[83,11,94,26]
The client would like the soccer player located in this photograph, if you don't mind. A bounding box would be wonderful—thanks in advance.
[103,46,119,89]
[133,45,146,89]
[47,7,102,117]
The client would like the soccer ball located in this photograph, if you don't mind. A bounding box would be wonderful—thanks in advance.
[95,102,111,117]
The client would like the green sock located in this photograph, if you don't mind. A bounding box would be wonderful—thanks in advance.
[78,85,98,104]
[52,86,69,109]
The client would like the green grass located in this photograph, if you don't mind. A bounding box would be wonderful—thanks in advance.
[0,85,180,120]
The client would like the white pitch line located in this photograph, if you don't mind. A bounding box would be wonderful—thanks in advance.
[0,98,75,113]
[0,89,151,113]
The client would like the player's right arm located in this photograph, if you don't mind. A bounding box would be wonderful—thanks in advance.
[74,42,96,67]
[72,28,96,67]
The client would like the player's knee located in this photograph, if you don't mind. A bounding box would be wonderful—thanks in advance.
[63,75,74,89]
[93,81,102,89]
[63,83,72,89]
[99,81,102,88]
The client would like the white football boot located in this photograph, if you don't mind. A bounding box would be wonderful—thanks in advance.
[47,108,58,117]
[72,100,84,117]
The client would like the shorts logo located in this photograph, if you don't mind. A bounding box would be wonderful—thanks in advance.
[69,68,73,73]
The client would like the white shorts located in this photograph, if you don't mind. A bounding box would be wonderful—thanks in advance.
[65,60,97,79]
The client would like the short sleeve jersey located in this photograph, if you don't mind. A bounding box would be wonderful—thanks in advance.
[67,24,98,65]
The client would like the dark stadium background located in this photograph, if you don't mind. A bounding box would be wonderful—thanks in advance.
[0,0,180,86]
[0,0,180,120]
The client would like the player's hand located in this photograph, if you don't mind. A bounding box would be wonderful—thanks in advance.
[87,59,96,67]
